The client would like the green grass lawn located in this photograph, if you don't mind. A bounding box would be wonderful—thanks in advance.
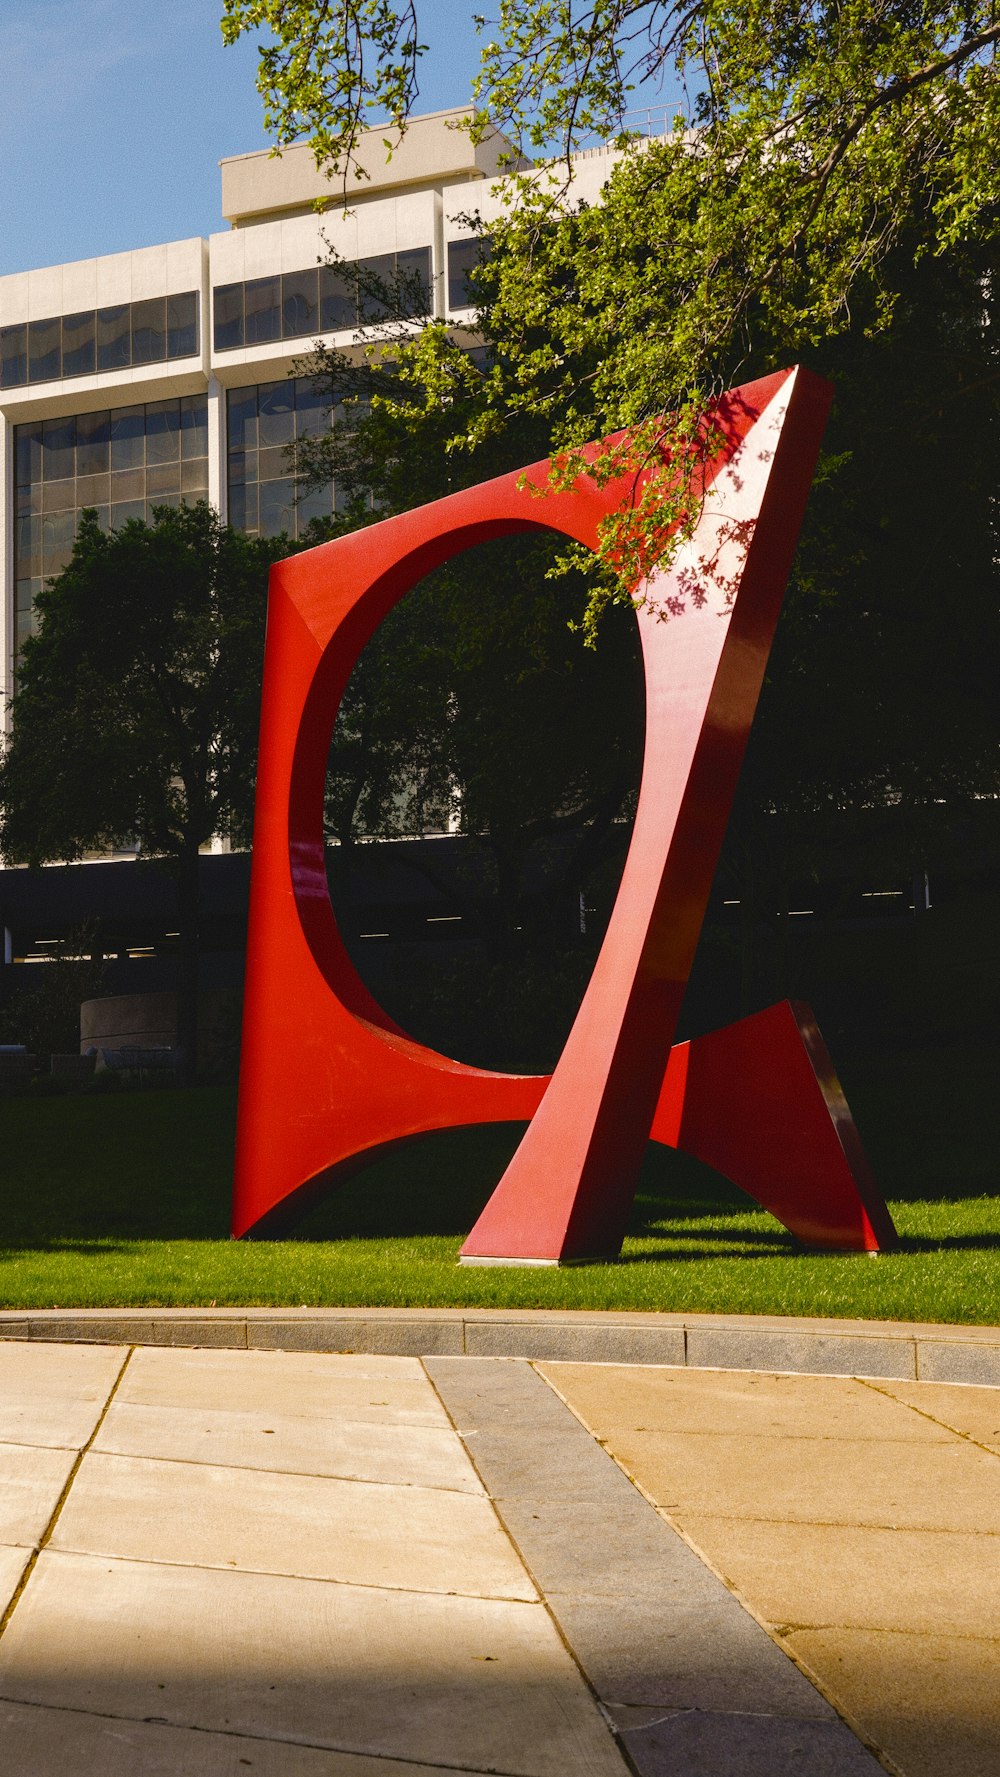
[1,1044,998,1323]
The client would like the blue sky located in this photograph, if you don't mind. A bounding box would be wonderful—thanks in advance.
[0,0,485,276]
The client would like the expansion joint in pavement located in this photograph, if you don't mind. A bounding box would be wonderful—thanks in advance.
[0,1344,134,1647]
[424,1356,890,1777]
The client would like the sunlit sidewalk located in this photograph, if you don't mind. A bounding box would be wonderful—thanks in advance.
[0,1339,993,1775]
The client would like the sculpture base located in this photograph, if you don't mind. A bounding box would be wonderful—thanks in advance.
[459,1254,575,1268]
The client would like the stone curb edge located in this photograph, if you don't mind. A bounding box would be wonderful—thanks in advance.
[1,1306,999,1387]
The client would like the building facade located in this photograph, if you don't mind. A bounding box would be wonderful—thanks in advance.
[0,110,622,971]
[0,110,619,726]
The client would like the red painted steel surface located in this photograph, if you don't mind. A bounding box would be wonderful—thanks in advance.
[233,366,897,1259]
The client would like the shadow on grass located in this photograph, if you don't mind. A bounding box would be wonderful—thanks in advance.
[1,1042,997,1255]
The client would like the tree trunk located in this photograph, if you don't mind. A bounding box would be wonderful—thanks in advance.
[175,844,201,1086]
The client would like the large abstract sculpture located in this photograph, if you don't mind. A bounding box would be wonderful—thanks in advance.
[233,366,897,1260]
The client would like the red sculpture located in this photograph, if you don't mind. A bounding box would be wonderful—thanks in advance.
[233,366,897,1260]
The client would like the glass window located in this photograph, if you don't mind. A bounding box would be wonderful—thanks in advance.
[282,268,319,339]
[15,515,41,578]
[15,423,43,487]
[259,476,295,537]
[227,449,256,487]
[76,409,110,476]
[41,478,76,513]
[166,291,198,358]
[16,599,36,652]
[145,400,180,464]
[227,385,258,451]
[110,466,145,503]
[41,416,76,481]
[110,406,145,470]
[213,283,244,351]
[28,316,61,383]
[42,510,76,578]
[396,246,432,311]
[16,482,41,518]
[358,254,395,323]
[447,237,489,309]
[76,471,111,509]
[62,311,96,377]
[319,263,356,331]
[244,276,281,345]
[296,482,334,528]
[228,482,258,533]
[131,297,166,364]
[111,499,146,529]
[98,305,131,371]
[1,323,28,387]
[180,394,209,459]
[259,444,290,482]
[294,379,329,439]
[146,460,181,496]
[257,380,295,447]
[180,457,209,497]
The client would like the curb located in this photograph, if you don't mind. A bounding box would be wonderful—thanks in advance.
[2,1306,999,1386]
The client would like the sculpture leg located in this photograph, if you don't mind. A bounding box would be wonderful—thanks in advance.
[651,1001,898,1252]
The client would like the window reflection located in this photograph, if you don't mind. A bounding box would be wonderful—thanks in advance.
[111,407,145,470]
[76,410,110,476]
[145,401,180,464]
[245,276,281,345]
[180,393,209,458]
[13,395,209,651]
[212,248,432,351]
[1,323,28,388]
[97,306,131,371]
[447,237,490,310]
[226,375,342,542]
[167,292,198,358]
[257,380,295,447]
[62,311,96,378]
[0,294,199,387]
[131,297,166,364]
[29,317,61,382]
[281,269,318,337]
[319,264,356,331]
[214,283,244,351]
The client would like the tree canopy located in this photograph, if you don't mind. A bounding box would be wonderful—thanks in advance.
[0,504,284,1072]
[222,1,1000,605]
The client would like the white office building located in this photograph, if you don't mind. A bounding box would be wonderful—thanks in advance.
[0,109,620,726]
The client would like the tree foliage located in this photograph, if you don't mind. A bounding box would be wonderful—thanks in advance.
[222,2,1000,603]
[295,326,643,960]
[0,504,284,1072]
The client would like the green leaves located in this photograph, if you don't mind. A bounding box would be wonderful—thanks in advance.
[0,504,282,868]
[224,1,999,603]
[220,1,426,185]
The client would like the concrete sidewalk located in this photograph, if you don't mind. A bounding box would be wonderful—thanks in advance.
[0,1342,995,1775]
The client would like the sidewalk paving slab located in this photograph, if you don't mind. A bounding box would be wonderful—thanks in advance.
[0,1551,626,1776]
[5,1336,995,1776]
[542,1358,1000,1777]
[114,1346,452,1425]
[426,1357,885,1777]
[0,1701,503,1777]
[783,1628,1000,1777]
[0,1545,30,1616]
[614,1708,893,1777]
[0,1442,79,1547]
[50,1449,536,1597]
[93,1397,484,1491]
[0,1340,127,1449]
